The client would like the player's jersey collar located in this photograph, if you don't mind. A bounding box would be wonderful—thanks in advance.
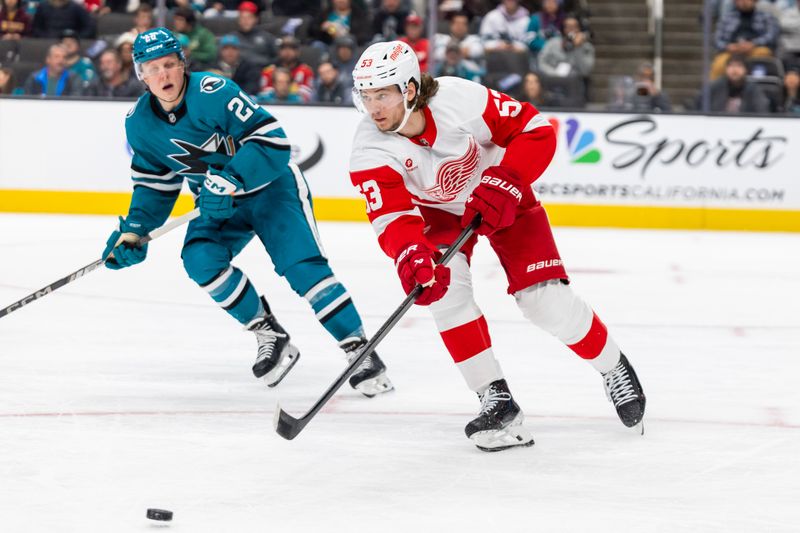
[407,106,437,148]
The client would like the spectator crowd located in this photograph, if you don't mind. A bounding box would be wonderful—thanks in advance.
[0,0,798,115]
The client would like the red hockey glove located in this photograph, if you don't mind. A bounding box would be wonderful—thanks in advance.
[461,165,524,236]
[395,242,451,306]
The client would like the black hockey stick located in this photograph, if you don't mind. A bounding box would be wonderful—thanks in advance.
[0,208,200,319]
[274,214,481,440]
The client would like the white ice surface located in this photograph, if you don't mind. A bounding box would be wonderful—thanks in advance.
[0,214,798,533]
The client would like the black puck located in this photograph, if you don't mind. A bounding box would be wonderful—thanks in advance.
[146,508,173,521]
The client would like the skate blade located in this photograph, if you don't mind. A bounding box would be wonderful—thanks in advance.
[470,414,535,452]
[631,420,644,436]
[263,347,301,388]
[352,373,394,398]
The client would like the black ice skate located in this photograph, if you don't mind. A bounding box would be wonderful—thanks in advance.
[602,353,646,433]
[465,379,534,452]
[246,311,300,387]
[340,337,394,398]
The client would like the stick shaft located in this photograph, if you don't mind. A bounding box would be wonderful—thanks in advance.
[275,215,480,440]
[0,209,200,319]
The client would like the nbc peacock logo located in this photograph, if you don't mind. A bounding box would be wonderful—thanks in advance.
[564,118,601,164]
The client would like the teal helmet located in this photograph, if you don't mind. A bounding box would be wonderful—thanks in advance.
[132,27,185,80]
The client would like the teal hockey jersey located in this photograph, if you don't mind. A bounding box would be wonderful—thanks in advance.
[124,72,292,233]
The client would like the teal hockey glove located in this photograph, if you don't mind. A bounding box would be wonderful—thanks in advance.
[102,217,148,270]
[199,168,242,220]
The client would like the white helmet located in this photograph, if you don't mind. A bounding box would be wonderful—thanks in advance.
[352,40,421,133]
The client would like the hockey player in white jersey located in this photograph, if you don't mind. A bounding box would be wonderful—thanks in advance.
[348,41,646,451]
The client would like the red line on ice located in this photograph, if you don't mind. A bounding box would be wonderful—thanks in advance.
[0,409,797,430]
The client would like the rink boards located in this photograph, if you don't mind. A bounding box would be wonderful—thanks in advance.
[1,97,798,231]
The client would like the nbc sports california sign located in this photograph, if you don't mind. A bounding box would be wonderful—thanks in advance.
[533,113,798,230]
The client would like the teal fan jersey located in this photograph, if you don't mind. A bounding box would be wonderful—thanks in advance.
[124,72,291,233]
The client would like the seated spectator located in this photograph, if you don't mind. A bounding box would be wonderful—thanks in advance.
[711,0,778,79]
[84,48,143,97]
[520,71,558,106]
[203,0,242,19]
[259,36,314,103]
[331,34,357,74]
[527,0,564,55]
[479,0,530,52]
[310,0,371,47]
[259,66,303,104]
[235,1,277,68]
[538,14,594,78]
[1,0,32,40]
[172,7,217,67]
[176,32,207,72]
[631,61,672,112]
[701,54,770,112]
[778,2,800,66]
[435,41,484,82]
[313,60,351,104]
[714,0,794,20]
[123,4,154,38]
[23,43,83,96]
[783,63,800,113]
[399,13,429,72]
[372,0,409,42]
[434,11,484,66]
[214,34,261,95]
[0,65,18,93]
[115,32,135,79]
[32,0,95,39]
[60,29,96,89]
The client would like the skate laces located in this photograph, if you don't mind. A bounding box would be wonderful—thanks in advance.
[250,320,287,361]
[604,361,637,407]
[479,386,511,415]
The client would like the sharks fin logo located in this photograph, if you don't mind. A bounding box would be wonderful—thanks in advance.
[200,76,226,94]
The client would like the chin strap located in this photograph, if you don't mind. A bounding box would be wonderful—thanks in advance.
[390,86,416,134]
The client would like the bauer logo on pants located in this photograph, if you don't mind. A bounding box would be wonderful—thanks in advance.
[526,259,563,273]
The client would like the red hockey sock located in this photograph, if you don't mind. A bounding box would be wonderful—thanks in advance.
[567,312,608,360]
[440,315,492,363]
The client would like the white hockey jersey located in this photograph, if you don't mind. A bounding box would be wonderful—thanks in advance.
[349,76,554,259]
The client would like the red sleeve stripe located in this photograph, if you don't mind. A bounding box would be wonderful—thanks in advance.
[350,165,403,186]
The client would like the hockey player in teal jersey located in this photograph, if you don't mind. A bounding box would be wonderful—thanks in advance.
[102,27,393,396]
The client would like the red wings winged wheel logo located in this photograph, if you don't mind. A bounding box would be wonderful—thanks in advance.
[423,137,480,202]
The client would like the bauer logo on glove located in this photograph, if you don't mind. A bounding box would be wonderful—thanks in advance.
[479,175,522,202]
[461,165,525,236]
[396,243,420,265]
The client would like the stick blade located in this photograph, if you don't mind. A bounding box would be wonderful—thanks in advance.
[273,403,304,440]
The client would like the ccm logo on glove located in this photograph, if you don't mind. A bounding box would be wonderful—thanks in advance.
[204,172,239,195]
